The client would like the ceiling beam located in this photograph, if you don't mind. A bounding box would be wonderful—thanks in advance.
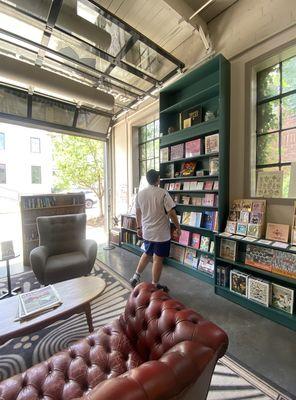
[162,0,213,51]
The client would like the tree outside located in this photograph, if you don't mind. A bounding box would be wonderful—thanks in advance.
[51,134,105,219]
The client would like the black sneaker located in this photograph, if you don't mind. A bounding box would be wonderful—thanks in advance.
[156,283,170,293]
[130,275,140,288]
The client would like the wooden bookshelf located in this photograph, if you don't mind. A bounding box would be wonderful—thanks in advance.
[20,193,85,266]
[214,234,296,331]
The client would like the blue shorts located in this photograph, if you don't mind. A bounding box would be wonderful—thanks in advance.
[144,240,171,257]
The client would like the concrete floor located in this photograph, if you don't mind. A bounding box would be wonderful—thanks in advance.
[98,244,296,398]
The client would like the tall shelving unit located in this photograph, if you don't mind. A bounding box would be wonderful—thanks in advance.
[20,193,85,266]
[120,54,230,285]
[158,54,230,284]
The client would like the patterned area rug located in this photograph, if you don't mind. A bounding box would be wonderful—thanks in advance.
[0,261,293,400]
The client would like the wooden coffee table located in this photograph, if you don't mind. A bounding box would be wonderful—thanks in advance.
[0,276,106,346]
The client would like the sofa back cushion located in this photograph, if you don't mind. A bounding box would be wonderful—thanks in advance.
[122,283,224,362]
[37,213,86,256]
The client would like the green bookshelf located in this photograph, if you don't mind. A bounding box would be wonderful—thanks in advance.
[214,234,296,331]
[158,54,230,284]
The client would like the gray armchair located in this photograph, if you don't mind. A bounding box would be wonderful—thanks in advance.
[30,214,97,285]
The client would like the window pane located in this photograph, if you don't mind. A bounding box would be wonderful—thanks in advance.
[0,164,6,184]
[146,141,154,159]
[146,122,154,140]
[139,143,146,160]
[0,133,4,150]
[140,161,146,176]
[147,158,154,170]
[282,93,296,129]
[257,99,279,133]
[256,133,279,165]
[139,126,146,143]
[76,109,111,133]
[281,165,291,198]
[258,64,280,100]
[31,166,41,184]
[154,139,159,158]
[30,138,40,153]
[155,120,160,137]
[282,56,296,93]
[32,95,75,126]
[282,129,296,163]
[0,86,27,117]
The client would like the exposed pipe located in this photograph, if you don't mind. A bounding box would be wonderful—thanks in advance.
[0,53,114,110]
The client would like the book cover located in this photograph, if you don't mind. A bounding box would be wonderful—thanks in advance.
[252,199,266,213]
[185,139,201,157]
[241,199,253,212]
[170,244,185,262]
[213,181,219,190]
[230,270,249,297]
[205,134,219,154]
[247,223,262,238]
[220,238,236,260]
[204,181,214,190]
[160,147,169,163]
[209,241,215,253]
[180,161,196,176]
[209,157,219,176]
[195,212,203,227]
[162,163,174,178]
[271,283,294,314]
[191,233,201,249]
[266,223,290,243]
[228,211,240,222]
[213,211,218,232]
[184,248,197,266]
[183,182,191,190]
[196,182,204,190]
[181,196,191,205]
[169,183,175,190]
[191,197,202,206]
[225,220,237,234]
[272,251,296,279]
[245,244,274,271]
[182,212,191,225]
[202,193,215,207]
[183,117,191,129]
[179,230,191,246]
[250,212,264,224]
[203,211,215,230]
[198,255,214,276]
[247,277,270,306]
[200,236,210,252]
[189,181,198,190]
[170,143,184,160]
[181,106,202,127]
[174,182,182,190]
[236,222,248,236]
[20,285,61,317]
[239,211,250,223]
[231,199,243,211]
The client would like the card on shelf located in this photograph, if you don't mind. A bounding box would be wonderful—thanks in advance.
[196,182,204,190]
[209,157,219,176]
[179,230,191,246]
[271,283,294,314]
[205,134,219,154]
[185,139,201,158]
[184,248,197,266]
[200,236,210,252]
[230,270,249,297]
[180,161,196,176]
[191,233,201,249]
[266,223,290,243]
[204,181,214,190]
[170,143,184,161]
[160,147,169,163]
[220,238,237,260]
[191,197,202,206]
[248,277,270,307]
[247,223,262,238]
[225,220,237,234]
[236,222,248,236]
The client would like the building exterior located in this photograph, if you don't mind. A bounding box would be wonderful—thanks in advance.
[0,123,53,205]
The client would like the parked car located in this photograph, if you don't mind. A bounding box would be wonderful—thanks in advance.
[68,189,98,208]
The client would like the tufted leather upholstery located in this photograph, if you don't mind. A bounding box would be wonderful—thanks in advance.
[0,283,228,400]
[30,214,97,285]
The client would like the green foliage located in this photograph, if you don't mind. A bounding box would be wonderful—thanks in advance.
[52,134,104,214]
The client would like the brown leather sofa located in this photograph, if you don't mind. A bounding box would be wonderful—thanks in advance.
[0,283,228,400]
[30,214,97,285]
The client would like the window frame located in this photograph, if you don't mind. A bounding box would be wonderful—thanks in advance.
[138,120,159,178]
[0,163,6,184]
[255,54,296,199]
[31,165,42,184]
[30,137,41,153]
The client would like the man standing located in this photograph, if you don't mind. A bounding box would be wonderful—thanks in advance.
[130,169,181,292]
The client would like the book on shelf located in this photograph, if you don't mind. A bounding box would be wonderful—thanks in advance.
[205,134,219,154]
[184,248,197,266]
[247,277,271,307]
[216,265,230,287]
[179,230,191,246]
[180,106,202,129]
[189,181,198,190]
[200,236,210,252]
[181,195,191,205]
[213,181,219,190]
[185,139,201,157]
[160,147,169,163]
[181,212,191,225]
[170,243,185,262]
[16,285,62,321]
[202,193,215,207]
[162,163,174,178]
[203,211,216,230]
[209,157,219,176]
[170,143,184,160]
[245,244,273,272]
[220,238,236,261]
[196,181,204,190]
[204,181,214,190]
[230,270,249,297]
[272,251,296,279]
[271,283,294,314]
[198,255,214,277]
[191,197,202,206]
[180,161,197,176]
[191,233,201,249]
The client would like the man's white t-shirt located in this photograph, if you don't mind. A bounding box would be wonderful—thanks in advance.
[135,185,175,242]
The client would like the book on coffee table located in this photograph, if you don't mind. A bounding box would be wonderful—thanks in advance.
[17,285,62,320]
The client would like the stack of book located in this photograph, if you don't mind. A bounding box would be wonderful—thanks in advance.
[16,285,62,321]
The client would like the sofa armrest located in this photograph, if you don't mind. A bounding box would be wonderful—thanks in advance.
[30,246,49,284]
[79,239,97,262]
[81,341,219,400]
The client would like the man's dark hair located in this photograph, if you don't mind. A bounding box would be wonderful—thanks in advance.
[146,169,160,185]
